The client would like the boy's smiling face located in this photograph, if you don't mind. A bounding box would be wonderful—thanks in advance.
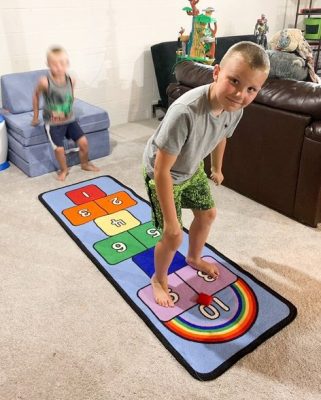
[212,53,268,113]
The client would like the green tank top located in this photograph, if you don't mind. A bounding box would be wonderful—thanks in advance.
[43,74,75,125]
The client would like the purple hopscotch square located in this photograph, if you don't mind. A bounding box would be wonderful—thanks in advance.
[137,273,198,322]
[176,256,237,295]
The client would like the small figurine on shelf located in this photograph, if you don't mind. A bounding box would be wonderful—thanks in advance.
[178,27,190,56]
[254,14,269,49]
[179,1,216,64]
[183,0,201,56]
[189,13,210,59]
[201,6,217,59]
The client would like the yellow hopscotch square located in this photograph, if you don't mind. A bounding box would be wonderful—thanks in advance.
[95,210,140,236]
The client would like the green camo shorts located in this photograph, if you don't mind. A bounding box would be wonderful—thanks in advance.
[144,163,215,230]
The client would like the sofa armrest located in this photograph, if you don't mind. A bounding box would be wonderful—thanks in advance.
[294,122,321,226]
[167,83,192,106]
[175,61,213,88]
[306,121,321,141]
[256,80,321,120]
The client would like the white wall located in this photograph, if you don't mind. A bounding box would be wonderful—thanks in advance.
[0,0,299,126]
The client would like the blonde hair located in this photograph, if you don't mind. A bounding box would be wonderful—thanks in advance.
[221,41,270,73]
[46,46,67,62]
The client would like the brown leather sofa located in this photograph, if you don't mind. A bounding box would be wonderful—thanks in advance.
[167,61,321,227]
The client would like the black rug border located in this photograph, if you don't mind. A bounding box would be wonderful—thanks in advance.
[38,175,297,381]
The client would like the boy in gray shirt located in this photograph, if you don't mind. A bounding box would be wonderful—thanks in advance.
[143,42,270,307]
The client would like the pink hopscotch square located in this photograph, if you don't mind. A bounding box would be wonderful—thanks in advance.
[176,256,237,295]
[138,273,198,322]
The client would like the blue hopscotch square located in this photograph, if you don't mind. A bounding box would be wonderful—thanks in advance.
[132,247,187,278]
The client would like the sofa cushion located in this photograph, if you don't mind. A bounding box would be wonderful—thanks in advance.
[8,129,109,177]
[73,99,110,133]
[4,99,110,146]
[1,70,48,114]
[5,111,45,146]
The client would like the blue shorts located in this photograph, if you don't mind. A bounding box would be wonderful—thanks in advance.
[45,121,84,148]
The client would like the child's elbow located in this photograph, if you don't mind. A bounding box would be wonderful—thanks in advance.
[154,163,161,177]
[154,163,168,181]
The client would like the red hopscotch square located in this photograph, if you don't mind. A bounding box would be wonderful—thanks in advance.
[66,185,107,205]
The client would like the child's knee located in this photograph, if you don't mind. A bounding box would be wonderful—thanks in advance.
[77,135,88,150]
[163,229,183,251]
[55,146,65,155]
[196,208,216,224]
[207,208,217,222]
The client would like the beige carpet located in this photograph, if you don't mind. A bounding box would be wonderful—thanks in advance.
[0,119,320,400]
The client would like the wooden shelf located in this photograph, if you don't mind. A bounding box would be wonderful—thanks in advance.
[298,12,321,16]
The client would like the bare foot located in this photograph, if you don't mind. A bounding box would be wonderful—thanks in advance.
[81,162,100,172]
[151,275,174,308]
[186,257,220,279]
[56,170,69,181]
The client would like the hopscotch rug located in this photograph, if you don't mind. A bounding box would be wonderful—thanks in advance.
[39,175,297,380]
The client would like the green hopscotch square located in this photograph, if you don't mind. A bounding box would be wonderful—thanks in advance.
[94,231,146,265]
[129,221,161,249]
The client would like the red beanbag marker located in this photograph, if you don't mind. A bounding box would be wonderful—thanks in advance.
[197,293,212,306]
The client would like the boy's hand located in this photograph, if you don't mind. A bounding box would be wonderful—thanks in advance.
[31,118,40,126]
[211,169,224,185]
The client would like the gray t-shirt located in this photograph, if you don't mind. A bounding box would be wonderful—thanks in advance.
[143,84,243,183]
